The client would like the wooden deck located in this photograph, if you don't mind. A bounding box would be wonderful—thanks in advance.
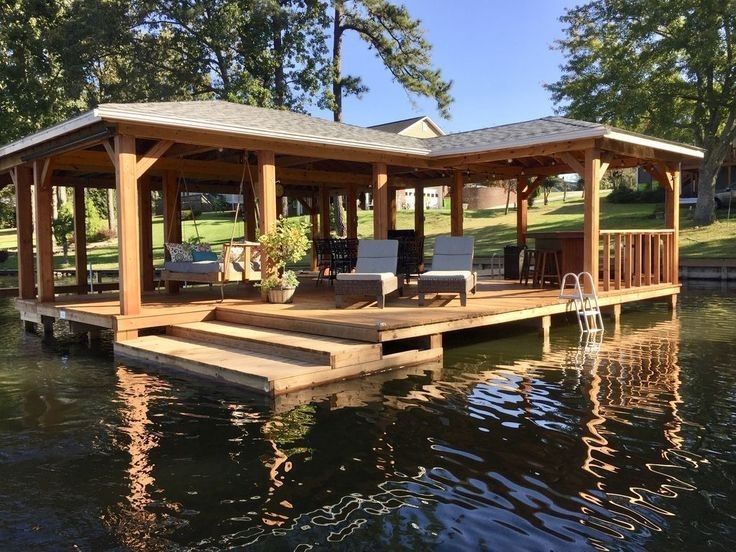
[14,278,679,396]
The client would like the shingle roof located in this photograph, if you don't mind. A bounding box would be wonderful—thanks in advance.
[0,100,704,161]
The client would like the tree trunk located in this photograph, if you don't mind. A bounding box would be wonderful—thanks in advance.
[505,183,511,215]
[334,195,346,237]
[332,4,344,123]
[273,4,286,108]
[107,188,116,230]
[694,143,729,225]
[281,196,289,217]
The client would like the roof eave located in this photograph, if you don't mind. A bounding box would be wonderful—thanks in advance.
[0,110,101,161]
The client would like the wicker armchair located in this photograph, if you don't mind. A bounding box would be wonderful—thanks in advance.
[418,236,477,307]
[334,240,400,309]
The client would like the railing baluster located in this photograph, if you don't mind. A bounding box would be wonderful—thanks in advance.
[643,233,652,285]
[614,233,622,290]
[635,233,642,287]
[653,233,661,284]
[603,234,611,291]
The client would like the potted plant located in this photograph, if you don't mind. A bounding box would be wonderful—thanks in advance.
[257,216,311,303]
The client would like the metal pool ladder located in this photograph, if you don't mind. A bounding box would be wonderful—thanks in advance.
[559,272,604,333]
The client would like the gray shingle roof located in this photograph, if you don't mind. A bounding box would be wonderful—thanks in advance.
[0,100,703,161]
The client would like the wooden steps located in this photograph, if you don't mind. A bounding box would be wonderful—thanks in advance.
[114,320,442,396]
[167,321,382,368]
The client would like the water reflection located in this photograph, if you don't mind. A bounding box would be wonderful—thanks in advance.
[1,293,734,550]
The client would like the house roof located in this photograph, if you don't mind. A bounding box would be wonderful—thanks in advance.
[369,116,445,136]
[0,100,704,163]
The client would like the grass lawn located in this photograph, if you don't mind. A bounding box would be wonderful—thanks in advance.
[0,195,734,271]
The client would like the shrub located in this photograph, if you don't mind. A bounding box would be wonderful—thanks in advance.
[608,187,665,203]
[85,196,104,237]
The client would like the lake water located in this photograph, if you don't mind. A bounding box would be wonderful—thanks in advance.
[1,286,735,551]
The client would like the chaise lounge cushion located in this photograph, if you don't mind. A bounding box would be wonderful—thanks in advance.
[420,270,473,281]
[335,272,395,282]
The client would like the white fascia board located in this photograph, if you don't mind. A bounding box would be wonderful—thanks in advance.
[428,128,606,158]
[97,106,431,156]
[0,110,101,159]
[604,130,704,159]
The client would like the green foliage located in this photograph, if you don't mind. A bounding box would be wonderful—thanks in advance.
[547,0,736,224]
[608,187,665,204]
[52,203,74,262]
[0,186,16,228]
[602,169,637,191]
[257,216,311,290]
[329,0,453,120]
[85,196,104,238]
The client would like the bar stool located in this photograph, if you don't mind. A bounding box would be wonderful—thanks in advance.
[519,248,536,286]
[534,249,562,288]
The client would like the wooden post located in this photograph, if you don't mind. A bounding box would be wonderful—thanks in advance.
[319,185,331,239]
[665,167,680,285]
[115,134,141,318]
[245,184,257,241]
[309,194,319,271]
[583,149,603,290]
[162,170,181,294]
[73,186,88,294]
[257,150,277,282]
[373,163,388,239]
[516,176,528,245]
[414,183,425,239]
[451,170,464,236]
[387,187,397,231]
[14,166,35,300]
[346,184,358,239]
[138,176,154,292]
[33,159,54,303]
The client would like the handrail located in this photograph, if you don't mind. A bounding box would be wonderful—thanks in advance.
[599,229,675,235]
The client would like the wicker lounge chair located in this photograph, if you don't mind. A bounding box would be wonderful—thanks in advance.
[418,236,477,307]
[334,239,400,309]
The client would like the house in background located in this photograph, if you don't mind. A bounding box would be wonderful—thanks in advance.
[370,116,447,210]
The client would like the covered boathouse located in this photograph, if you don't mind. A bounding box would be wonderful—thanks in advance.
[0,101,703,395]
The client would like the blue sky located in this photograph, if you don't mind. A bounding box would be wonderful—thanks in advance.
[312,0,577,133]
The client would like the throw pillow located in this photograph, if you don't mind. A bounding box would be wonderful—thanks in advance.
[166,242,192,262]
[192,250,218,262]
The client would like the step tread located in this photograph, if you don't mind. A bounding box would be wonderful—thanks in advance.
[174,320,379,355]
[116,335,327,380]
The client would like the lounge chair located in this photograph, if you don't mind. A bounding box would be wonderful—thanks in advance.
[418,236,477,306]
[334,239,400,309]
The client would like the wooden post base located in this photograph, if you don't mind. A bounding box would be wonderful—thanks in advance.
[608,303,621,325]
[114,330,139,342]
[41,315,54,338]
[426,333,442,350]
[23,321,36,333]
[667,294,678,311]
[539,315,551,338]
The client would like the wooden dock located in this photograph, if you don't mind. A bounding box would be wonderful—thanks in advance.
[14,278,679,396]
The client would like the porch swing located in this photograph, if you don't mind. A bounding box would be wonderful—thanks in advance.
[158,152,262,299]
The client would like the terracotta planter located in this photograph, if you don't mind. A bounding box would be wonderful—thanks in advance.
[268,287,296,304]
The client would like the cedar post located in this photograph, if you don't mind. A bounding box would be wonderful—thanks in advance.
[115,134,141,318]
[451,170,464,236]
[162,170,181,294]
[387,187,397,231]
[15,166,35,300]
[73,186,88,294]
[372,163,388,239]
[414,183,425,239]
[516,176,528,246]
[665,166,680,287]
[257,150,277,283]
[138,176,154,292]
[245,184,257,241]
[33,159,54,303]
[346,184,358,239]
[583,149,603,290]
[319,185,331,239]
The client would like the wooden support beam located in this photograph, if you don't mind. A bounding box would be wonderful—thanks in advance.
[102,140,117,170]
[73,186,88,294]
[414,183,425,239]
[346,184,358,239]
[583,149,603,291]
[665,167,680,285]
[33,159,54,302]
[15,166,35,300]
[319,185,331,239]
[372,163,388,239]
[387,187,397,231]
[139,176,154,292]
[516,176,528,246]
[163,170,181,294]
[309,194,319,271]
[257,150,277,283]
[245,184,257,241]
[136,140,174,179]
[450,170,464,236]
[115,135,141,317]
[556,152,585,178]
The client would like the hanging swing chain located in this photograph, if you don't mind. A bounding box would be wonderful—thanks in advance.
[178,166,201,242]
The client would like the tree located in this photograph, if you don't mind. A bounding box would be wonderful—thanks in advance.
[52,203,74,264]
[547,0,736,225]
[327,0,453,122]
[542,176,563,205]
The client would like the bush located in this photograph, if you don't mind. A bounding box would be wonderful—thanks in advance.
[85,196,104,237]
[90,227,117,242]
[607,187,665,203]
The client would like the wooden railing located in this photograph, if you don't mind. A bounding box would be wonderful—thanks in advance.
[599,230,677,291]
